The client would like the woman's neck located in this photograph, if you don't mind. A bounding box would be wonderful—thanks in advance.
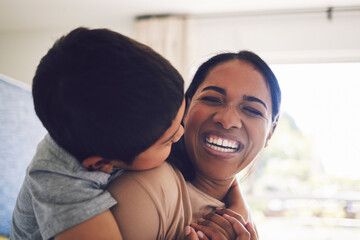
[191,174,235,201]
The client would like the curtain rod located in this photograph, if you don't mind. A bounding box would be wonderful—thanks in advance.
[136,5,360,20]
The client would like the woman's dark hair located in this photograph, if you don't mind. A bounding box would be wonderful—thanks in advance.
[33,27,184,164]
[168,50,281,180]
[187,50,281,123]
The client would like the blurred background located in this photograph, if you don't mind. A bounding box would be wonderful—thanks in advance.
[1,0,360,239]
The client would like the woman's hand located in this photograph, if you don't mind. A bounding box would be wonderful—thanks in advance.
[188,208,258,240]
[183,226,208,240]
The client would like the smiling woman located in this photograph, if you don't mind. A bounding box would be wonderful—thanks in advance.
[170,50,281,238]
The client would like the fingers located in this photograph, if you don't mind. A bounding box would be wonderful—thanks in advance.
[222,214,250,239]
[215,208,247,226]
[245,222,258,240]
[191,223,227,240]
[183,226,209,240]
[196,230,210,240]
[193,213,247,240]
[183,226,198,240]
[200,212,235,239]
[194,208,258,240]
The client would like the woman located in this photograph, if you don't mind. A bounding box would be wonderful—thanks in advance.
[171,50,281,239]
[107,50,281,239]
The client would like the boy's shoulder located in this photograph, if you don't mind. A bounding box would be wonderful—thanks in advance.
[28,134,111,185]
[29,134,79,172]
[12,134,118,240]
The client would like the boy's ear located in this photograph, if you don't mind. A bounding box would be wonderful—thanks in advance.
[82,156,114,173]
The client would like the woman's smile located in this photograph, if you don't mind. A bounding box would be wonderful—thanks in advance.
[202,131,243,156]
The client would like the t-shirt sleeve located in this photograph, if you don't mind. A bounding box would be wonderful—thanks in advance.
[28,165,117,240]
[106,162,192,240]
[106,172,162,240]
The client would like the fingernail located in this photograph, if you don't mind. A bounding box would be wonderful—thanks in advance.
[198,217,205,223]
[222,213,231,219]
[202,211,211,217]
[215,207,224,214]
[197,231,204,239]
[184,226,191,236]
[251,221,255,228]
[245,221,254,229]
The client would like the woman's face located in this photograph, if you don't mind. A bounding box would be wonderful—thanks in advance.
[183,60,273,181]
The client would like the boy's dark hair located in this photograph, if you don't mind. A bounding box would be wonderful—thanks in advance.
[33,27,184,164]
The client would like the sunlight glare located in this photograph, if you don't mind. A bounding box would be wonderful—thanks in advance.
[271,63,360,179]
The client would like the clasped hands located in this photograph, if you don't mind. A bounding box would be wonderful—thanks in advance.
[184,208,258,240]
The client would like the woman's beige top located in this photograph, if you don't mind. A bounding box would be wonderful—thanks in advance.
[186,182,225,221]
[107,162,226,239]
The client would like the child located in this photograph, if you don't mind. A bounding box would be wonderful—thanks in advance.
[10,27,185,240]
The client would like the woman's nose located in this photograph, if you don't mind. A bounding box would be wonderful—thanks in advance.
[212,106,242,130]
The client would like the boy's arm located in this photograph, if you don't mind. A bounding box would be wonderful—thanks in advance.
[224,178,250,222]
[55,209,122,240]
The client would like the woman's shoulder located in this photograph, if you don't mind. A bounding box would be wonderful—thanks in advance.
[107,162,187,199]
[106,162,192,239]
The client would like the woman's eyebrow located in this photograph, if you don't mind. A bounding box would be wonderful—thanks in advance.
[243,95,268,109]
[201,86,226,95]
[201,86,268,109]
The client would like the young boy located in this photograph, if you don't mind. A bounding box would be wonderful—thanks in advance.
[10,27,185,240]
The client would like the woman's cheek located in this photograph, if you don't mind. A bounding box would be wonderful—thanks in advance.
[185,105,209,128]
[253,122,271,146]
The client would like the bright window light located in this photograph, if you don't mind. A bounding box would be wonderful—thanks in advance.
[241,62,360,240]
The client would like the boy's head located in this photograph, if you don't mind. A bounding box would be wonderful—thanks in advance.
[33,27,184,170]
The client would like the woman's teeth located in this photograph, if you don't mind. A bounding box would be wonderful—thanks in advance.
[205,136,239,153]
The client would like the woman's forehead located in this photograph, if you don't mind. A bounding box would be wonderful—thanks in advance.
[200,60,267,92]
[197,60,272,110]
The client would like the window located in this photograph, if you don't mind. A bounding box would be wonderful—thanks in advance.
[240,63,360,240]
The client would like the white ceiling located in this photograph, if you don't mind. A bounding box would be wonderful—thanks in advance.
[1,0,360,31]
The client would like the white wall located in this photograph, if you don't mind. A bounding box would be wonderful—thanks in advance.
[186,10,360,79]
[0,23,134,85]
[0,30,58,85]
[1,9,360,86]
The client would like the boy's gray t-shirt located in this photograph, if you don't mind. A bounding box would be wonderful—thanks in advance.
[10,134,119,240]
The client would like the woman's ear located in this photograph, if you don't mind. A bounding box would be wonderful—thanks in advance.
[265,120,278,148]
[264,131,273,148]
[82,156,114,173]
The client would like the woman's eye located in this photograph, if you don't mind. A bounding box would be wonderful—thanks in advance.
[243,107,263,117]
[200,96,222,104]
